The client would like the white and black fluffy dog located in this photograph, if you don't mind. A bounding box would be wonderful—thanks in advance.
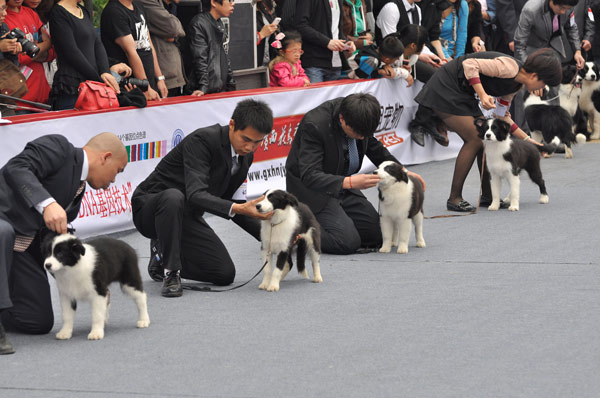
[559,64,588,143]
[42,233,150,340]
[475,118,551,211]
[375,161,425,254]
[255,189,322,292]
[524,86,577,158]
[579,61,600,140]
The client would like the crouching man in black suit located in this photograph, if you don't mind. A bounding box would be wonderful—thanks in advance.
[0,132,128,354]
[286,93,426,254]
[132,99,274,298]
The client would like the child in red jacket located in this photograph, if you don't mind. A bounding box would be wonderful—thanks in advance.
[269,31,310,88]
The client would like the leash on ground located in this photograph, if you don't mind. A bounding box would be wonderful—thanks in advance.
[182,218,274,292]
[424,150,486,219]
[181,259,269,292]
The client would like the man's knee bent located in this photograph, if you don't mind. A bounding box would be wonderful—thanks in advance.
[1,307,54,335]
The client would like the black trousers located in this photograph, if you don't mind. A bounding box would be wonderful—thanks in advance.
[0,218,53,334]
[132,189,261,286]
[315,191,382,255]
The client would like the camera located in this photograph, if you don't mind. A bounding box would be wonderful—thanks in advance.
[110,71,149,92]
[5,28,40,58]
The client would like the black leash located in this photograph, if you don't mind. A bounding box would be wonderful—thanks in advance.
[181,259,269,292]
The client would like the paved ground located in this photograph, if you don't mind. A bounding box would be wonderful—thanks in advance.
[1,141,599,398]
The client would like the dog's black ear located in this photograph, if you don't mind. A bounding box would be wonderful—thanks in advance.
[385,163,408,183]
[71,241,85,256]
[285,191,299,207]
[496,119,511,135]
[474,118,487,139]
[40,231,57,258]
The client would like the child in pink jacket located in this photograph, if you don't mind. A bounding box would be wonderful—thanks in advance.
[269,31,309,88]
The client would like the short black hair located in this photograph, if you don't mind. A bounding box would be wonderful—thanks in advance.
[339,93,381,138]
[379,34,405,59]
[398,24,428,52]
[201,0,223,11]
[552,0,578,7]
[523,48,562,87]
[231,99,274,135]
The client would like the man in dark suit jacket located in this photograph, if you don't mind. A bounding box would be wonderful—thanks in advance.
[286,93,425,254]
[0,132,128,354]
[132,99,274,297]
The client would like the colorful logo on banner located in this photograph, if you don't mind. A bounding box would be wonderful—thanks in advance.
[172,129,185,148]
[254,114,303,162]
[126,140,168,162]
[375,103,404,148]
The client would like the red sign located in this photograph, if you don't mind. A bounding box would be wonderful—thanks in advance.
[253,114,304,162]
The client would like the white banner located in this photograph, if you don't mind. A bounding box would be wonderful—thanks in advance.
[1,79,460,237]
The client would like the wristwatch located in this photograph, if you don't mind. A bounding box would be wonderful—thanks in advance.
[157,75,165,81]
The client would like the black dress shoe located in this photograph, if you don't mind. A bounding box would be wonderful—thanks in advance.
[0,322,15,355]
[408,121,426,147]
[162,270,183,298]
[447,199,476,212]
[148,239,164,282]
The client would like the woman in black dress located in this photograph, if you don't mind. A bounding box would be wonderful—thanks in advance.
[415,48,561,212]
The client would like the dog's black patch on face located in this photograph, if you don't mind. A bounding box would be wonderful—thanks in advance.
[490,119,511,141]
[52,239,85,267]
[384,163,408,183]
[378,187,384,202]
[267,190,299,210]
[562,64,578,84]
[71,300,77,311]
[474,118,488,139]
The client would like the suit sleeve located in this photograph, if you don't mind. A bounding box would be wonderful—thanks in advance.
[496,0,520,43]
[565,11,582,52]
[513,5,533,62]
[137,0,185,39]
[294,1,331,49]
[583,0,595,42]
[181,135,234,219]
[3,136,71,210]
[296,122,345,196]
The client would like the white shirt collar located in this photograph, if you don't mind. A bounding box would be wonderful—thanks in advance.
[81,149,89,181]
[403,0,416,11]
[231,145,238,160]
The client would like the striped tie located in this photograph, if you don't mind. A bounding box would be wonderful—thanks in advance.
[12,181,86,253]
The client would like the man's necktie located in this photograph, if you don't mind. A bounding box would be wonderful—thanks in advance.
[13,181,87,253]
[346,136,359,176]
[552,14,559,32]
[231,155,240,175]
[410,7,420,25]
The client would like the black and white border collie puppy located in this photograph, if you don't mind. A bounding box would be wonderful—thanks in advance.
[559,64,588,143]
[524,86,576,158]
[43,233,150,340]
[579,61,600,140]
[255,189,322,292]
[475,118,550,211]
[375,161,425,254]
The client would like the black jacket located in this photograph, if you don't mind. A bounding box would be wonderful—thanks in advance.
[373,0,442,46]
[185,12,235,94]
[285,98,399,213]
[0,135,85,236]
[294,0,347,69]
[133,124,250,219]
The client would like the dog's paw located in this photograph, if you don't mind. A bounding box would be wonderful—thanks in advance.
[416,240,426,248]
[379,246,391,253]
[87,329,104,340]
[266,283,280,292]
[313,274,323,283]
[300,269,309,279]
[539,194,549,204]
[137,319,150,328]
[258,282,268,290]
[488,203,500,211]
[56,329,73,340]
[396,245,408,254]
[508,205,519,211]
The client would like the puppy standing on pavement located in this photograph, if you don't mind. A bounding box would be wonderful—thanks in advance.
[43,233,150,340]
[255,189,322,292]
[475,118,551,212]
[375,161,425,254]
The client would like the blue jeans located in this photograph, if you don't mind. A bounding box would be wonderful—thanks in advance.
[304,67,341,83]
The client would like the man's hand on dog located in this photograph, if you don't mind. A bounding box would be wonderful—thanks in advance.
[43,202,68,234]
[345,174,380,189]
[233,196,273,220]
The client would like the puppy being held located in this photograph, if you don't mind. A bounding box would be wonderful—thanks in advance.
[375,161,425,254]
[43,233,150,340]
[255,189,322,292]
[475,118,553,212]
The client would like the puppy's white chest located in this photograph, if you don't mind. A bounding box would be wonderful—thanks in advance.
[485,143,512,175]
[380,182,412,219]
[55,262,96,300]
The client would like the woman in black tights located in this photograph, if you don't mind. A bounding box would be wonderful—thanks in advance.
[414,48,561,212]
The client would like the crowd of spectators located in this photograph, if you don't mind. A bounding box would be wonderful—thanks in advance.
[0,0,598,113]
